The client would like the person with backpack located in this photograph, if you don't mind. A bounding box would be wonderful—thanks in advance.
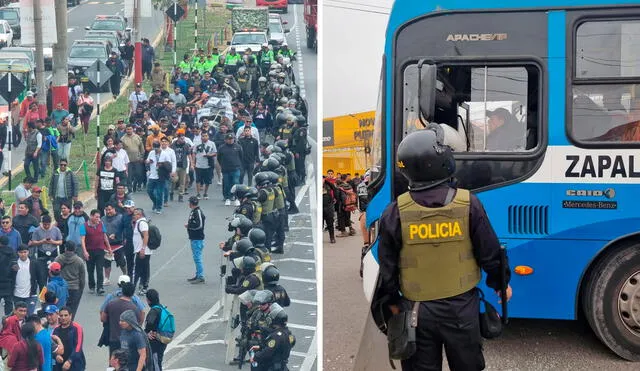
[132,209,160,296]
[144,289,174,370]
[336,174,357,237]
[40,118,60,177]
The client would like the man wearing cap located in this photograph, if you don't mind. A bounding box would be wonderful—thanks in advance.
[129,83,148,114]
[46,262,68,307]
[66,201,89,249]
[49,158,79,217]
[55,241,85,317]
[171,129,191,202]
[486,107,526,151]
[24,186,48,220]
[30,214,63,290]
[121,125,145,193]
[100,275,145,314]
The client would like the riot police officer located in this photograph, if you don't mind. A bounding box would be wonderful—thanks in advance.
[255,172,278,253]
[267,171,287,254]
[221,214,254,252]
[250,307,295,371]
[374,127,512,371]
[249,228,271,264]
[229,238,264,265]
[232,184,263,225]
[262,264,290,307]
[226,256,263,295]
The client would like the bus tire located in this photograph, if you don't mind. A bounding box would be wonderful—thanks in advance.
[583,244,640,361]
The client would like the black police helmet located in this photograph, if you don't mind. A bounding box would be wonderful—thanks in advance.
[262,265,280,284]
[254,172,271,186]
[235,238,254,255]
[275,140,288,151]
[247,187,259,200]
[231,214,253,235]
[270,309,288,326]
[248,228,266,247]
[295,114,306,125]
[266,171,281,184]
[231,184,251,199]
[262,157,280,171]
[242,256,257,273]
[397,126,455,191]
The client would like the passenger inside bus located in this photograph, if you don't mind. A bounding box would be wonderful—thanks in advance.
[485,108,526,151]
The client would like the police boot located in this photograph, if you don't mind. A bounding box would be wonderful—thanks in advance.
[271,246,284,254]
[170,192,174,201]
[287,204,299,214]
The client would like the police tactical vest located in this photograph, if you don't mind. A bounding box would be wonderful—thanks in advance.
[286,152,295,172]
[397,189,480,301]
[273,185,285,210]
[251,201,262,224]
[261,188,275,214]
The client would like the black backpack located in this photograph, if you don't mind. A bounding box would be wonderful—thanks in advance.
[138,220,162,250]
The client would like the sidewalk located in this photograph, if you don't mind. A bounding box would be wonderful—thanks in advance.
[322,215,370,370]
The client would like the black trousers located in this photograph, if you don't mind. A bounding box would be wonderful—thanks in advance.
[401,300,485,371]
[262,213,278,251]
[295,154,306,181]
[87,249,105,291]
[133,254,151,289]
[109,76,120,96]
[336,208,352,232]
[323,206,335,240]
[124,241,135,278]
[150,339,167,370]
[240,162,255,186]
[67,289,82,319]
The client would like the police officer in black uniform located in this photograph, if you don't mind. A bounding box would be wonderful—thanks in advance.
[229,238,264,265]
[232,184,263,226]
[375,127,513,371]
[226,256,263,295]
[248,228,272,264]
[250,308,295,371]
[255,172,278,252]
[262,264,290,308]
[221,215,254,252]
[267,171,287,254]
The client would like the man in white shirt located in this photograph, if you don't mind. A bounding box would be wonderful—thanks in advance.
[13,244,37,315]
[14,177,34,202]
[128,83,148,114]
[132,208,152,295]
[112,140,130,186]
[145,141,172,214]
[160,136,177,205]
[235,115,260,144]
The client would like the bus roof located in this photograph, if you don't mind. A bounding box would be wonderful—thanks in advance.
[389,0,640,32]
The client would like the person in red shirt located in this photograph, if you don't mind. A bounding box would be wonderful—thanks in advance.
[325,169,337,184]
[0,302,27,365]
[7,322,43,371]
[22,103,41,138]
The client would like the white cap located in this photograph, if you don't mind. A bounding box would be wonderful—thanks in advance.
[118,275,131,284]
[262,43,268,47]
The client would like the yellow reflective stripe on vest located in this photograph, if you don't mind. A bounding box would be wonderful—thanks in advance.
[397,188,480,301]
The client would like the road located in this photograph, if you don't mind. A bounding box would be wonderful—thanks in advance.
[70,3,318,371]
[2,0,164,185]
[323,227,640,371]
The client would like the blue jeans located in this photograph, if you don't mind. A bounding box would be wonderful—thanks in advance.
[190,239,204,278]
[147,178,164,211]
[163,179,171,203]
[222,169,241,200]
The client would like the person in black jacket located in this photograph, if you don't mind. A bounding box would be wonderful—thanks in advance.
[185,197,206,284]
[0,236,18,315]
[238,127,260,186]
[217,134,244,206]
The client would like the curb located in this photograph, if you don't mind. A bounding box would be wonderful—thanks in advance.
[0,23,167,191]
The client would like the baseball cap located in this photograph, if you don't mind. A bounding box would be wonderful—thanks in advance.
[73,201,83,208]
[135,83,142,88]
[49,262,61,272]
[108,124,116,130]
[44,305,59,314]
[123,200,135,208]
[32,186,42,192]
[225,133,234,139]
[26,91,33,97]
[118,275,131,285]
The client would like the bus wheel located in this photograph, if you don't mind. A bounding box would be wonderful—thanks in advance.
[583,244,640,360]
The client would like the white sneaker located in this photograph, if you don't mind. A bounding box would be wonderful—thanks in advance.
[225,199,231,206]
[234,199,240,206]
[103,278,111,286]
[217,180,222,185]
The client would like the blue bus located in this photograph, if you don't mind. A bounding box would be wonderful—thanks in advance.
[363,0,640,360]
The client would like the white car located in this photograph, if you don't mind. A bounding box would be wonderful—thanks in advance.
[268,16,289,47]
[228,31,269,55]
[0,20,14,48]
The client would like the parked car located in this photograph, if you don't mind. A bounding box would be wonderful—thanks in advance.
[268,14,289,47]
[86,15,131,42]
[0,20,13,48]
[0,4,19,39]
[84,30,124,53]
[17,44,53,70]
[67,39,113,92]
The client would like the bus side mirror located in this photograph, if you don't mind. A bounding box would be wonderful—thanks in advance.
[418,62,436,122]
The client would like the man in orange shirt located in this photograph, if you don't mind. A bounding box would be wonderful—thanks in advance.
[145,124,166,152]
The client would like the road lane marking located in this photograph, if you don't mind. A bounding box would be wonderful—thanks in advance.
[272,258,316,264]
[295,183,309,206]
[170,339,226,348]
[291,299,317,305]
[288,323,316,331]
[288,241,314,246]
[67,28,75,32]
[280,275,316,283]
[166,300,221,353]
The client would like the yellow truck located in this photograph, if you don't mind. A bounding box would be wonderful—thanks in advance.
[322,111,374,176]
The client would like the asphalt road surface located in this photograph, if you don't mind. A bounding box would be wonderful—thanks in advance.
[323,225,640,371]
[2,0,164,183]
[70,3,318,371]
